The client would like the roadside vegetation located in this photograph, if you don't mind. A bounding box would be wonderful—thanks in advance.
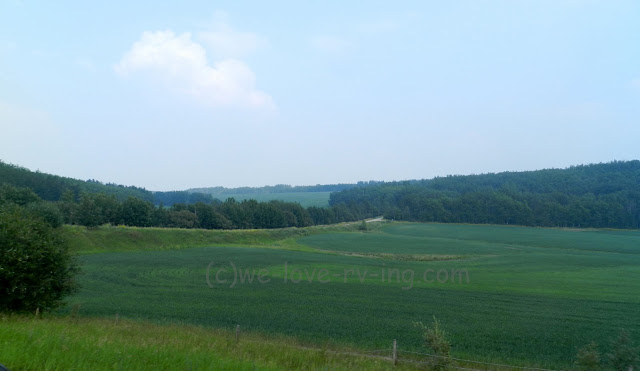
[0,315,408,371]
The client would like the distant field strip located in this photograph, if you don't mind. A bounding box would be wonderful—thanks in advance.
[218,192,331,208]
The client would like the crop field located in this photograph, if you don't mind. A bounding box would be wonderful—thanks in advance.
[63,222,640,368]
[218,192,331,208]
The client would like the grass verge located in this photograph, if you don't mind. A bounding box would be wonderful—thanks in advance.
[0,314,411,371]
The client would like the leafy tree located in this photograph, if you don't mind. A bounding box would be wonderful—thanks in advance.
[58,189,77,224]
[76,194,103,227]
[0,183,40,206]
[167,209,198,229]
[0,205,79,312]
[92,193,120,225]
[119,197,153,227]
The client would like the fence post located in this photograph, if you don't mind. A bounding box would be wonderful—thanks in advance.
[393,339,397,366]
[236,325,240,343]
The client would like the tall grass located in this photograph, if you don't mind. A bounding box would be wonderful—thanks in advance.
[0,315,408,371]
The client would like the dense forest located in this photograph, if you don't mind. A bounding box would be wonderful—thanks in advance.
[1,160,639,230]
[0,161,213,206]
[329,161,640,229]
[0,161,153,201]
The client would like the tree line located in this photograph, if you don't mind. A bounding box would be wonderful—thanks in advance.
[329,161,640,229]
[0,183,366,230]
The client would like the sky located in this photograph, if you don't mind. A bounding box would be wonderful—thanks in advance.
[1,1,639,191]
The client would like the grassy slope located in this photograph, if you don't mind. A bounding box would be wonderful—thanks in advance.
[0,315,408,371]
[61,221,375,254]
[62,224,314,254]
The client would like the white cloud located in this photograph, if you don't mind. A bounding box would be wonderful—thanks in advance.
[114,30,274,110]
[310,35,350,53]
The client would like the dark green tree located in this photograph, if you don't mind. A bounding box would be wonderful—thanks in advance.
[76,194,103,227]
[119,197,153,227]
[0,205,79,312]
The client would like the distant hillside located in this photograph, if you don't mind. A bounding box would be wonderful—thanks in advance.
[330,161,640,229]
[0,161,213,205]
[0,161,154,202]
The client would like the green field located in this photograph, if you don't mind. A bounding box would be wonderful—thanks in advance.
[219,192,331,208]
[52,222,640,369]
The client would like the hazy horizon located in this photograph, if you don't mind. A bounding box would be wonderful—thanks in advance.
[2,1,639,191]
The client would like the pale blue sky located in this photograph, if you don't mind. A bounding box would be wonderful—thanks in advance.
[1,1,639,190]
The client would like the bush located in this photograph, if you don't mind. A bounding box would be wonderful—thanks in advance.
[414,316,452,370]
[358,220,368,231]
[607,330,639,371]
[575,342,601,371]
[0,205,79,312]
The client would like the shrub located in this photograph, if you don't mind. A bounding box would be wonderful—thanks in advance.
[607,330,639,371]
[414,316,452,370]
[575,342,601,371]
[0,205,79,312]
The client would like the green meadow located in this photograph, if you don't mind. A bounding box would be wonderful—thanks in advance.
[219,192,331,208]
[36,222,638,369]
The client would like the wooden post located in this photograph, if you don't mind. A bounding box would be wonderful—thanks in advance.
[115,313,119,323]
[35,308,39,318]
[235,325,240,343]
[393,339,397,366]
